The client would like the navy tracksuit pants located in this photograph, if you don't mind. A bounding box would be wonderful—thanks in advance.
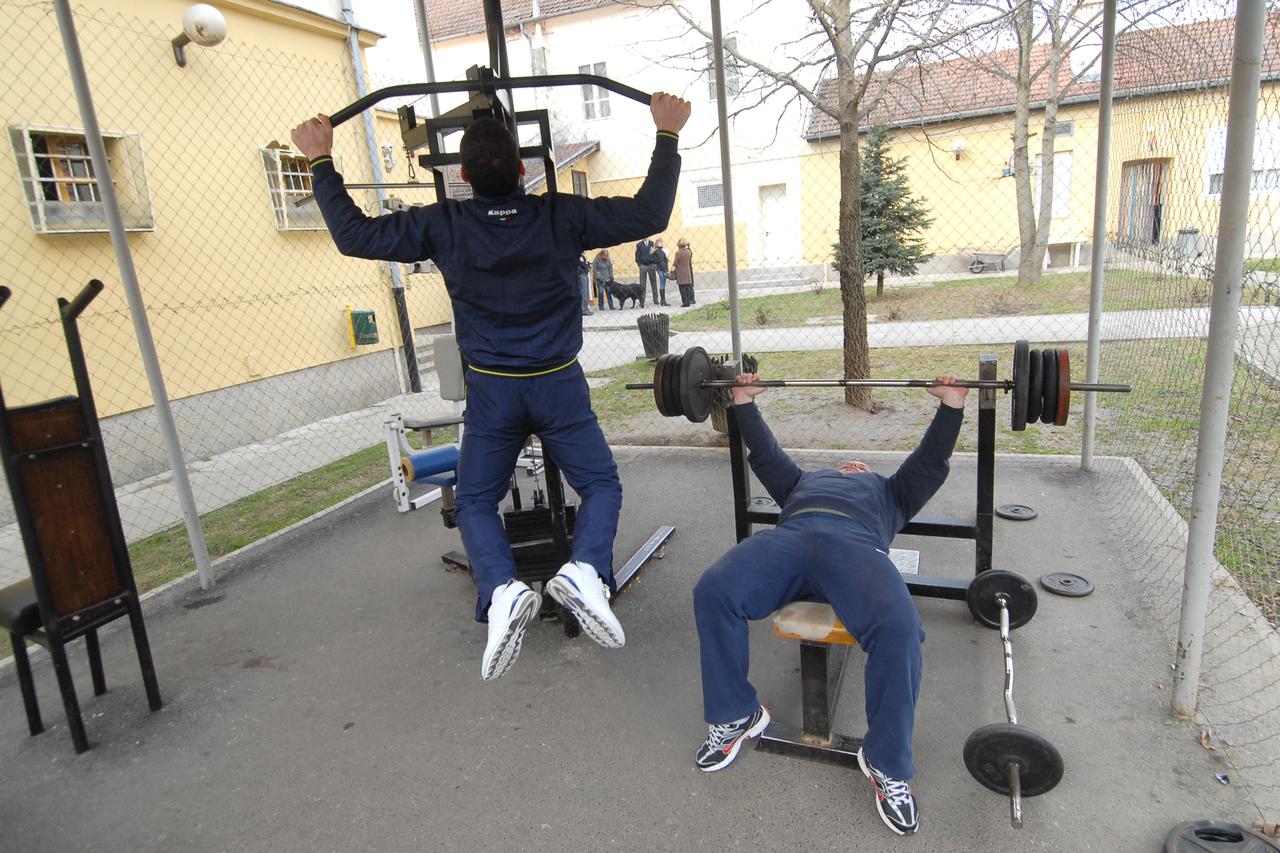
[455,362,621,622]
[693,513,925,779]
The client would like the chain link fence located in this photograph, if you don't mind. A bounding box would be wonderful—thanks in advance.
[1090,3,1280,818]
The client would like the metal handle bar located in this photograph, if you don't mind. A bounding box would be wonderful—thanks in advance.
[624,379,1132,393]
[330,75,652,127]
[60,278,104,320]
[998,595,1023,829]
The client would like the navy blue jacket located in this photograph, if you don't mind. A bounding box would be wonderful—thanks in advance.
[735,401,964,547]
[308,132,681,370]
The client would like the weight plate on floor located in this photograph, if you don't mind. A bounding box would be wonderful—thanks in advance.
[1040,349,1058,424]
[967,569,1038,629]
[963,723,1064,797]
[996,504,1038,521]
[1026,349,1043,424]
[1011,340,1030,431]
[1040,572,1093,597]
[1164,820,1280,853]
[653,354,671,416]
[1055,348,1071,426]
[681,346,715,423]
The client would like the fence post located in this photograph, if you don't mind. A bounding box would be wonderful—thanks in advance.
[1080,0,1117,471]
[52,0,214,588]
[1171,0,1265,716]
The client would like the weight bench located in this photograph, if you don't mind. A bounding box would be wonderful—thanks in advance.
[756,548,920,767]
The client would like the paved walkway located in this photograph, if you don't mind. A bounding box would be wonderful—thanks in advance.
[1,304,1276,587]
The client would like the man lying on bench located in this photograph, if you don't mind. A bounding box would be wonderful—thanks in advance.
[691,372,967,836]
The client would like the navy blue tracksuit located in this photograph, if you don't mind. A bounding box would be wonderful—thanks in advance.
[694,401,963,780]
[308,133,682,619]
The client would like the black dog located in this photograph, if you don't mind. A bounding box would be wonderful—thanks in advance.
[605,279,646,309]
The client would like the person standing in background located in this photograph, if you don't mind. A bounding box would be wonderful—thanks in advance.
[653,239,670,306]
[578,253,593,316]
[636,237,658,306]
[593,249,615,310]
[673,238,695,307]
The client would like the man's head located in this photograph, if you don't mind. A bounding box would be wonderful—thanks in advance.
[656,238,664,248]
[837,460,871,475]
[459,117,523,198]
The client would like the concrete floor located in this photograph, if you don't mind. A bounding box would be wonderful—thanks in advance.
[0,447,1252,852]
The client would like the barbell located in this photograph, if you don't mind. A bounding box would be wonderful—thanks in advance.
[623,341,1132,430]
[962,570,1065,829]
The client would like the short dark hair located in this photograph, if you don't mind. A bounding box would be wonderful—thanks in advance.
[460,117,521,198]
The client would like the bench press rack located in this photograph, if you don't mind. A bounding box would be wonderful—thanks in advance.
[723,353,999,766]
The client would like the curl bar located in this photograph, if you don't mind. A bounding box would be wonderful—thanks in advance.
[328,75,652,128]
[626,343,1132,431]
[962,570,1064,828]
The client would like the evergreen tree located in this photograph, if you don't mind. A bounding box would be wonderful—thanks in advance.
[834,126,935,297]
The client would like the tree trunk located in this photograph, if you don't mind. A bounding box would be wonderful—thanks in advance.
[1030,36,1066,280]
[836,51,871,409]
[876,270,884,297]
[1012,0,1041,287]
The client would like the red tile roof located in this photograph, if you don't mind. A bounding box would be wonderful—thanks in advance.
[805,13,1280,139]
[424,0,614,41]
[524,140,601,190]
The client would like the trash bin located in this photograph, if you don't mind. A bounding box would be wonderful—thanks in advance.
[637,312,670,358]
[710,352,758,434]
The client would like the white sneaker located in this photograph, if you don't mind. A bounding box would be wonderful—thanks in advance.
[545,562,625,648]
[481,580,541,681]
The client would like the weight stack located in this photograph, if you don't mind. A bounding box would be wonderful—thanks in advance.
[637,313,670,358]
[710,352,758,434]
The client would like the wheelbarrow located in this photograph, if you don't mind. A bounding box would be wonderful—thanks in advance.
[968,249,1012,274]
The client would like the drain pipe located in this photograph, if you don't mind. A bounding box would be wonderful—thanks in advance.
[341,0,421,392]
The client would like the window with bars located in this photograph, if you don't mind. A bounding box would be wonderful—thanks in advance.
[572,170,589,197]
[8,125,153,233]
[706,37,742,100]
[260,146,336,231]
[578,62,611,121]
[1205,124,1280,198]
[696,182,724,210]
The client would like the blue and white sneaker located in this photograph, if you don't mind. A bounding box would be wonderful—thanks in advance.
[695,705,771,771]
[545,561,625,648]
[857,747,920,835]
[481,580,541,681]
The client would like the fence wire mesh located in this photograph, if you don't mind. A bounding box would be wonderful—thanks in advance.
[1092,3,1280,818]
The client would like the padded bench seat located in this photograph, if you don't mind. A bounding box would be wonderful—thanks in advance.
[0,579,40,636]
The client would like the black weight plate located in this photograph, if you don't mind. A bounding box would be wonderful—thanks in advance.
[663,350,682,418]
[1011,339,1029,431]
[1026,349,1043,423]
[653,354,671,416]
[1164,820,1280,852]
[967,569,1038,629]
[1055,348,1071,426]
[996,503,1038,521]
[683,346,715,423]
[1041,572,1094,597]
[963,723,1064,797]
[1040,349,1058,424]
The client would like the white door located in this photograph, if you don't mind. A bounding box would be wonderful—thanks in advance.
[759,184,790,265]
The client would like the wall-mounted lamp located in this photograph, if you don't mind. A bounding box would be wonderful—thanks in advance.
[950,138,967,161]
[172,4,227,67]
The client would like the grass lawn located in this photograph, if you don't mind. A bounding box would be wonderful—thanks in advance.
[1,426,455,662]
[669,269,1277,332]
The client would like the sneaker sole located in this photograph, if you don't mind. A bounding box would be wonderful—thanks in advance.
[697,706,771,773]
[545,576,624,648]
[857,749,919,836]
[481,591,540,681]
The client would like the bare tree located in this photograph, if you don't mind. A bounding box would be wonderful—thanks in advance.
[942,0,1182,286]
[654,0,999,408]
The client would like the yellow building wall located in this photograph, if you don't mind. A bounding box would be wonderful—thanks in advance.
[0,0,451,415]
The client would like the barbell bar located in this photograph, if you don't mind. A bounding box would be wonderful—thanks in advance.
[625,342,1132,430]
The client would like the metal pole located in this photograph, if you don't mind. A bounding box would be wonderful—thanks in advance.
[341,1,421,392]
[1172,0,1264,716]
[1080,0,1117,471]
[708,0,742,360]
[410,0,441,118]
[51,0,215,588]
